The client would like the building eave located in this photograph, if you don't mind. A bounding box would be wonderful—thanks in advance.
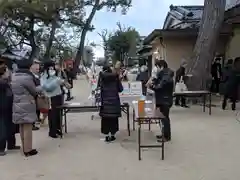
[224,3,240,21]
[143,27,231,45]
[137,45,152,55]
[143,29,162,45]
[143,28,198,45]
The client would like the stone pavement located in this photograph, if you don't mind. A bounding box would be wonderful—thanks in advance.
[1,76,240,180]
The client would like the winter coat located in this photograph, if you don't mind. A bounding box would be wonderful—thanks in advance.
[151,68,174,107]
[175,66,186,83]
[136,71,149,95]
[211,62,222,78]
[99,72,123,118]
[219,65,232,95]
[64,68,74,86]
[0,78,13,140]
[11,70,39,124]
[224,69,240,100]
[40,73,63,98]
[32,73,40,86]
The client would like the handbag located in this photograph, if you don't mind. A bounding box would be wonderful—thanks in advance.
[37,96,50,113]
[175,76,187,92]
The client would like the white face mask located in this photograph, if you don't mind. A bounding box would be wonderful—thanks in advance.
[48,70,56,76]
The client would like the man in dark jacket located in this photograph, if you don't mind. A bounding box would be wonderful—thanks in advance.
[211,57,222,93]
[220,59,233,110]
[151,60,174,142]
[224,57,240,110]
[175,60,188,107]
[30,59,41,130]
[0,58,20,156]
[64,65,74,101]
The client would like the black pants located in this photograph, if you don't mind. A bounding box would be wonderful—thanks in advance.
[211,77,220,93]
[67,89,71,99]
[175,96,186,106]
[36,110,40,121]
[101,117,119,135]
[0,134,16,151]
[158,105,171,140]
[48,94,63,135]
[0,118,16,151]
[142,84,147,96]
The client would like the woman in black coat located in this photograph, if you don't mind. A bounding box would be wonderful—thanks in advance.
[0,59,20,156]
[98,66,123,142]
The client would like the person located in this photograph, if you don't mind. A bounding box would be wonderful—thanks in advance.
[211,57,222,93]
[64,65,74,101]
[11,58,40,157]
[150,60,174,142]
[136,65,149,96]
[175,60,188,108]
[55,62,68,98]
[114,61,121,75]
[146,59,159,88]
[98,65,123,142]
[220,59,233,110]
[40,61,68,138]
[223,57,240,111]
[114,61,128,81]
[30,59,41,130]
[0,58,20,156]
[120,66,128,81]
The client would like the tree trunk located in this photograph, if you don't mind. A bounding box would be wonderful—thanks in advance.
[73,0,100,74]
[29,15,37,61]
[187,0,226,90]
[44,19,58,60]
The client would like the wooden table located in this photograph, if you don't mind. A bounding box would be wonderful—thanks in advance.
[132,101,165,160]
[174,90,212,115]
[58,103,130,138]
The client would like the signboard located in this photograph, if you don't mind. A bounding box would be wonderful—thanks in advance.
[130,82,142,95]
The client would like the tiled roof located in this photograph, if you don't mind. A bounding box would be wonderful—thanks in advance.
[169,5,204,21]
[163,5,204,29]
[164,2,240,29]
[226,0,240,10]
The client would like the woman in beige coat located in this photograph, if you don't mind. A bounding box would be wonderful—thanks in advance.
[11,58,41,157]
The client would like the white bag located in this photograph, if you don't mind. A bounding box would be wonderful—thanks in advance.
[175,76,187,92]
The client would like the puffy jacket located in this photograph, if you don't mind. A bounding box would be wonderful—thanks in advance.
[11,70,38,124]
[40,73,63,97]
[151,68,174,107]
[99,72,123,118]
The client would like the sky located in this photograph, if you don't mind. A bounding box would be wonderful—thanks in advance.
[86,0,204,58]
